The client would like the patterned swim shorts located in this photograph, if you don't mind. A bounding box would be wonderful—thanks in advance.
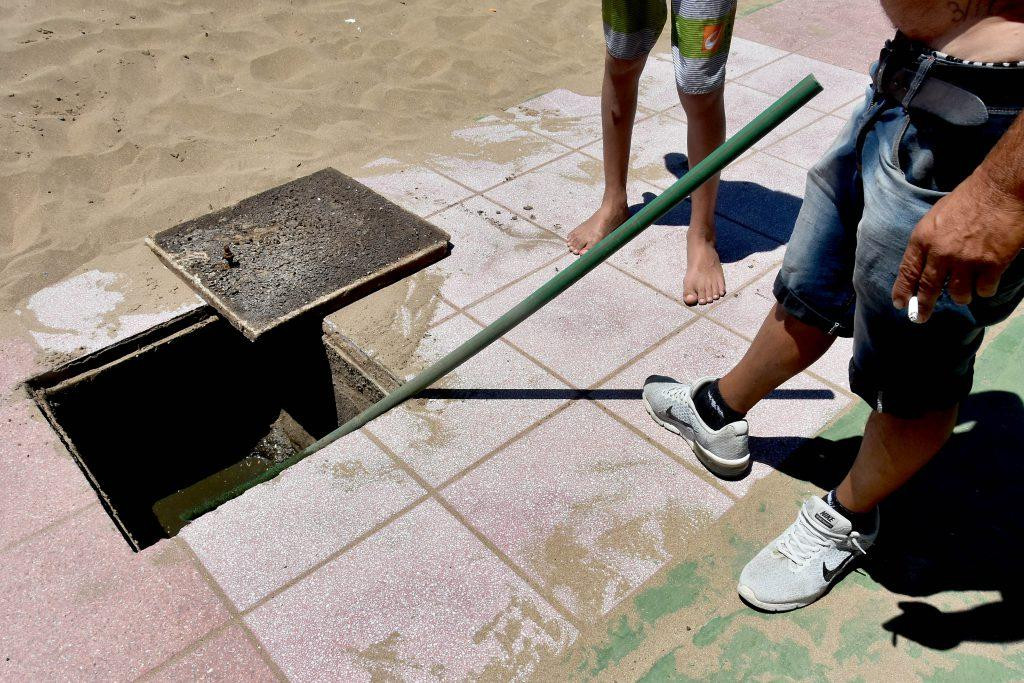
[602,0,737,94]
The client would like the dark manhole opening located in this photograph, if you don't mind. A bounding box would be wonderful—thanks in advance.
[27,168,449,551]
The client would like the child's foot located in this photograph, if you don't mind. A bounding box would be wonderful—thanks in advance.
[683,230,726,305]
[567,202,630,255]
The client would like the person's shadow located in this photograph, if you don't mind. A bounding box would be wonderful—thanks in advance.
[757,389,1024,649]
[627,151,804,259]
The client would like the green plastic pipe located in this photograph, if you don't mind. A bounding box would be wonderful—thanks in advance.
[184,74,822,520]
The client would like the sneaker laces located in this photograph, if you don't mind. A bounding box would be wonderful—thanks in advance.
[776,508,838,566]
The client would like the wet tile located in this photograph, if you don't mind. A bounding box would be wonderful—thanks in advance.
[144,624,279,683]
[715,151,807,243]
[508,89,604,149]
[358,160,474,217]
[709,267,854,390]
[367,313,570,485]
[0,510,228,680]
[183,430,424,611]
[726,37,789,79]
[444,401,733,619]
[468,257,692,387]
[483,153,659,238]
[246,499,576,681]
[765,114,848,169]
[586,113,690,189]
[737,53,870,113]
[0,400,95,548]
[429,120,571,191]
[608,212,784,303]
[21,243,203,357]
[428,196,566,307]
[598,317,851,496]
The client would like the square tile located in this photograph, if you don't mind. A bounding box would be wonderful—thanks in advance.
[832,92,868,118]
[765,114,848,169]
[585,113,690,189]
[366,314,571,485]
[0,399,95,548]
[183,430,424,611]
[429,120,570,191]
[710,267,854,390]
[428,196,566,307]
[0,509,228,680]
[145,624,279,682]
[483,153,659,238]
[715,151,807,243]
[445,401,733,618]
[737,53,870,112]
[468,258,692,387]
[638,56,680,111]
[358,160,474,217]
[246,499,576,681]
[726,37,789,79]
[598,317,851,496]
[608,211,784,303]
[507,89,604,149]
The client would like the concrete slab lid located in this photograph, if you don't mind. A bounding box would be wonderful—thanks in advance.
[147,168,451,341]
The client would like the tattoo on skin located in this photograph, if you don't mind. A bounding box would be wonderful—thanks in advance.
[947,0,1000,23]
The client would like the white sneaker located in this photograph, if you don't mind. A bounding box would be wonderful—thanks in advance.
[641,376,750,477]
[738,496,879,612]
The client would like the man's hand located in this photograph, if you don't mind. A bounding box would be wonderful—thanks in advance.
[891,167,1024,323]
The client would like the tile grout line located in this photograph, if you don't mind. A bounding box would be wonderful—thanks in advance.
[132,620,238,683]
[0,499,98,554]
[237,493,431,618]
[180,540,291,682]
[358,428,588,635]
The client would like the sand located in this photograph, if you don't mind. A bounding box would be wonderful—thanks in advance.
[0,0,611,317]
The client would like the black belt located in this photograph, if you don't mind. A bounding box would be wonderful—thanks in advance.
[873,33,1024,126]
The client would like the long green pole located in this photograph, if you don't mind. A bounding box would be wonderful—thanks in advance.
[186,75,822,519]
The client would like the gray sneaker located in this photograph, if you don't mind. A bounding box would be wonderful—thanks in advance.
[737,496,879,612]
[641,376,750,477]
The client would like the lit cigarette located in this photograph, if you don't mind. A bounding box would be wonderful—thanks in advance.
[908,295,920,323]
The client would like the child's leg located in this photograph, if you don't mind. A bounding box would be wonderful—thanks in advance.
[567,52,647,255]
[679,88,726,305]
[568,0,668,255]
[673,0,737,304]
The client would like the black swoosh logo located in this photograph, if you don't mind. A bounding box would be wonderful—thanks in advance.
[822,555,855,582]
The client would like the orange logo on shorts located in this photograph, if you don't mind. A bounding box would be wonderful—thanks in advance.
[703,24,724,53]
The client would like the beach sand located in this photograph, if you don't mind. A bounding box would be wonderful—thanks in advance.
[0,0,611,315]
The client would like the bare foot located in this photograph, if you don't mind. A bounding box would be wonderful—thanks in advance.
[566,202,630,255]
[683,231,726,306]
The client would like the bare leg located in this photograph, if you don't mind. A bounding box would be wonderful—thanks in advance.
[679,88,727,306]
[717,303,836,414]
[567,52,646,255]
[836,407,957,512]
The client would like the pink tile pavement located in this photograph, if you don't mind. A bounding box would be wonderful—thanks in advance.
[765,114,849,170]
[608,212,784,304]
[715,151,808,243]
[507,89,606,149]
[0,399,95,548]
[366,313,571,485]
[144,624,279,683]
[183,430,424,611]
[428,195,566,308]
[444,401,733,619]
[358,162,474,217]
[468,258,692,387]
[599,317,851,497]
[0,508,229,680]
[737,52,870,113]
[246,499,576,682]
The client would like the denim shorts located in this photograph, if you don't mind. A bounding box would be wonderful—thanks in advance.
[773,80,1024,417]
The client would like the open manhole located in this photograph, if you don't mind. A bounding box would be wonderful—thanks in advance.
[28,170,449,550]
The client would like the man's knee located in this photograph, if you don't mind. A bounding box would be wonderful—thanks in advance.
[605,51,647,80]
[679,86,724,115]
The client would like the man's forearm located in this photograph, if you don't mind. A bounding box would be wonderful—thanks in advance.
[975,111,1024,200]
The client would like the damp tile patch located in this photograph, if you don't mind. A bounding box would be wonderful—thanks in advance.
[148,168,451,340]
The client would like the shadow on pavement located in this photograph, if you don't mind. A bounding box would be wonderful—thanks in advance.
[761,389,1024,649]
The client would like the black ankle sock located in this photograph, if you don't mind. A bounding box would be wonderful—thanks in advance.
[824,490,877,534]
[694,379,746,431]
